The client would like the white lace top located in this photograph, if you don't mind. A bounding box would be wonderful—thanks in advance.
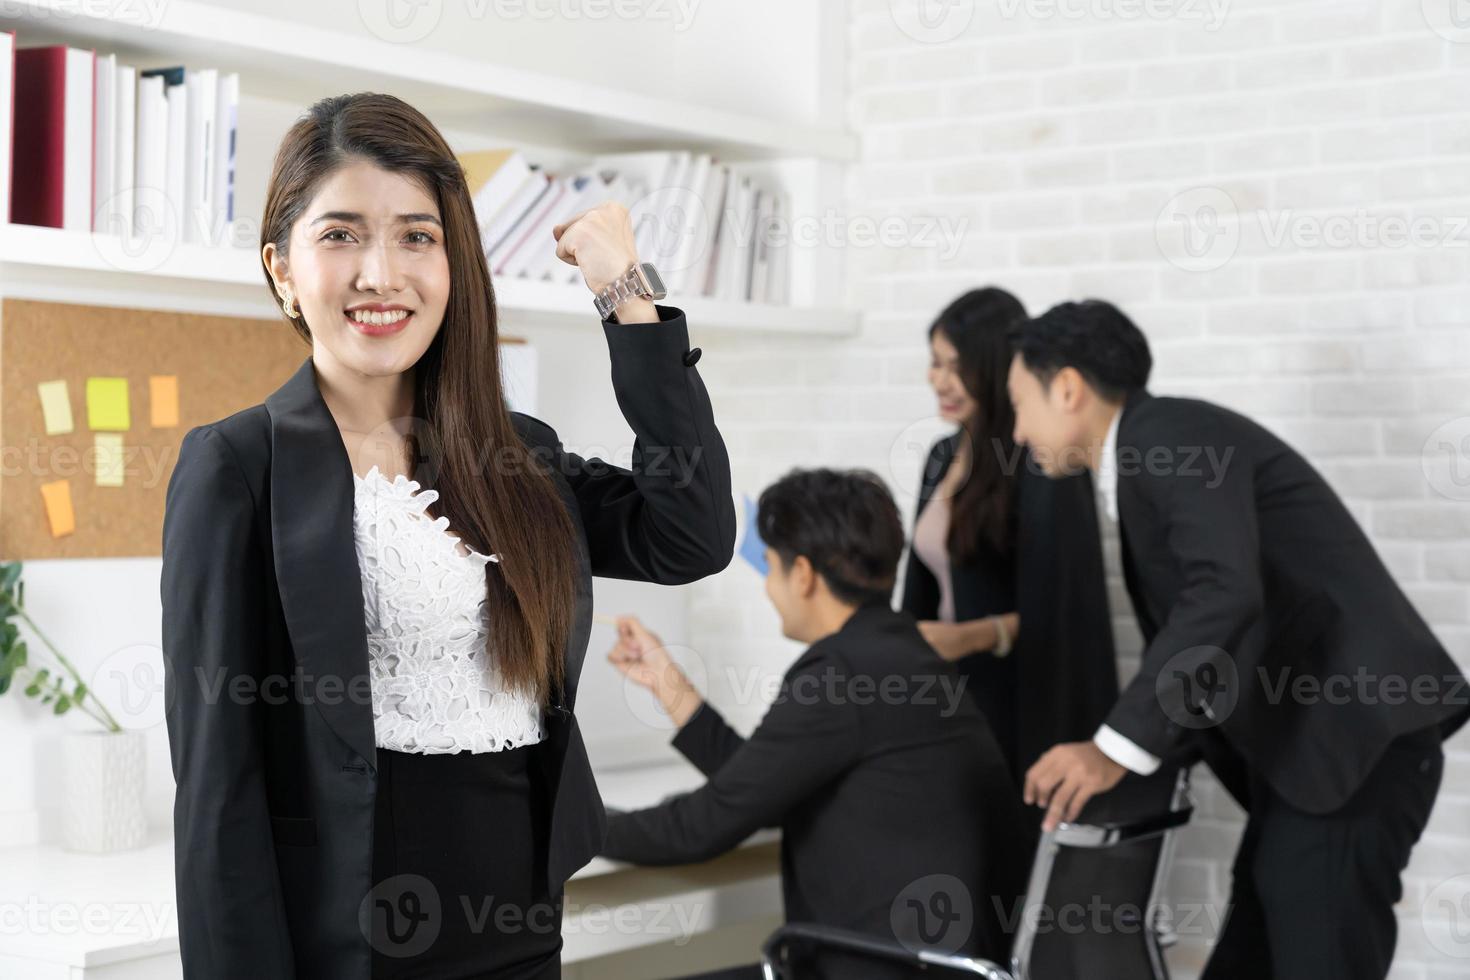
[352,464,546,755]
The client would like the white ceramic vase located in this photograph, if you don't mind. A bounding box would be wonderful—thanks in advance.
[60,729,147,853]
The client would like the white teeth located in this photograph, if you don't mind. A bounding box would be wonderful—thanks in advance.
[348,309,410,326]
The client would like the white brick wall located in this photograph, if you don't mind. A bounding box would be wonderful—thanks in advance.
[686,1,1470,976]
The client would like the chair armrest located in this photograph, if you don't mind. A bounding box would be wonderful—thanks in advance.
[1052,805,1193,849]
[759,922,1012,979]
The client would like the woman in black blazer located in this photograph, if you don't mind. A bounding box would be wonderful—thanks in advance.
[160,92,734,979]
[899,287,1117,784]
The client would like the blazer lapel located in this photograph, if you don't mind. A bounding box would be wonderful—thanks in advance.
[917,431,960,514]
[265,356,379,769]
[1115,388,1161,637]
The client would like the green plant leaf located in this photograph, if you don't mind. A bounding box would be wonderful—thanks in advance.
[0,638,23,697]
[53,695,71,715]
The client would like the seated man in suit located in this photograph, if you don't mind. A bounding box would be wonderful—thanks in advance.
[1008,299,1470,980]
[598,467,1034,978]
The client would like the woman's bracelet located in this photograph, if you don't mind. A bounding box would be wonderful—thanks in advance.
[989,614,1012,658]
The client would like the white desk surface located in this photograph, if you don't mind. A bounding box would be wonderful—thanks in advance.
[0,760,780,973]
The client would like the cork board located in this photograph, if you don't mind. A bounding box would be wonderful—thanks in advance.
[0,299,309,559]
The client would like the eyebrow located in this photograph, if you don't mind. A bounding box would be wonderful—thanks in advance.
[309,211,442,227]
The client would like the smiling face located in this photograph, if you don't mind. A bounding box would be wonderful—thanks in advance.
[1007,353,1091,477]
[262,160,451,379]
[763,545,810,643]
[928,328,978,425]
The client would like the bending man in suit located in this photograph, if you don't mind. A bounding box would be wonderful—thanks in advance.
[1007,299,1470,980]
[599,467,1034,978]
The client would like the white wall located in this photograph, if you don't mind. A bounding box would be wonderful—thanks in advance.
[828,0,1468,975]
[186,0,834,126]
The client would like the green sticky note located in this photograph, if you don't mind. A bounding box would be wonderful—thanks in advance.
[37,380,74,435]
[94,433,125,487]
[87,377,131,431]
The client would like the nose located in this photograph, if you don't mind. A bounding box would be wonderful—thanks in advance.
[356,239,404,294]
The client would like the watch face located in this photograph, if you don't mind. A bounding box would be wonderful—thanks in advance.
[638,262,667,299]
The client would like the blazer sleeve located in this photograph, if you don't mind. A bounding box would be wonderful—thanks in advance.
[547,306,736,585]
[1102,422,1263,761]
[161,425,296,978]
[669,698,748,777]
[600,646,862,865]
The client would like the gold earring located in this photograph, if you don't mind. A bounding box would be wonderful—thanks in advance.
[281,288,298,319]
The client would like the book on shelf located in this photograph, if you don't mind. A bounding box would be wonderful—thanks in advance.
[12,44,93,231]
[0,30,13,226]
[4,35,238,244]
[463,148,791,305]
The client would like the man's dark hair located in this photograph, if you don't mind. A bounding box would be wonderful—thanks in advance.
[1011,299,1153,402]
[758,468,904,606]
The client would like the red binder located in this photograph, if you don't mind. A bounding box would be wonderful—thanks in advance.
[12,44,95,230]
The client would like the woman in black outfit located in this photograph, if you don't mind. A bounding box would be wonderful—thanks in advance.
[160,92,734,979]
[900,287,1118,784]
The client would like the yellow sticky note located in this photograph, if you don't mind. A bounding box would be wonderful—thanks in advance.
[87,377,131,431]
[150,375,179,428]
[95,433,125,487]
[37,380,74,435]
[40,480,75,537]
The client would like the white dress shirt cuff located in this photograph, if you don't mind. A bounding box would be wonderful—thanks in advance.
[1094,724,1162,776]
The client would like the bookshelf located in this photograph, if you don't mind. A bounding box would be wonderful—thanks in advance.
[1,0,856,161]
[1,0,860,336]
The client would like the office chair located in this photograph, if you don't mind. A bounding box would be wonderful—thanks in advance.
[759,768,1193,980]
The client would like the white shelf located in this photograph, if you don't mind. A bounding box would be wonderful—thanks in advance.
[1,0,857,162]
[0,223,859,336]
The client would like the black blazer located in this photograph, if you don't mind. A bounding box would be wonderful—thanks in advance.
[160,307,735,979]
[600,600,1035,972]
[1109,388,1470,814]
[899,434,1119,779]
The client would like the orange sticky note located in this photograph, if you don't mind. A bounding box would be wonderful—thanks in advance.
[150,376,179,428]
[40,480,75,537]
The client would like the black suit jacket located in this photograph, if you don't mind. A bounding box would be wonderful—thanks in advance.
[1108,388,1470,814]
[899,434,1119,779]
[600,601,1035,970]
[160,306,735,979]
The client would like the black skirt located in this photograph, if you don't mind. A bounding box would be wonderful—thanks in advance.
[367,741,562,979]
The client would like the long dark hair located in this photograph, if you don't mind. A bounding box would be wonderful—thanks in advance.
[259,92,578,706]
[929,287,1027,565]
